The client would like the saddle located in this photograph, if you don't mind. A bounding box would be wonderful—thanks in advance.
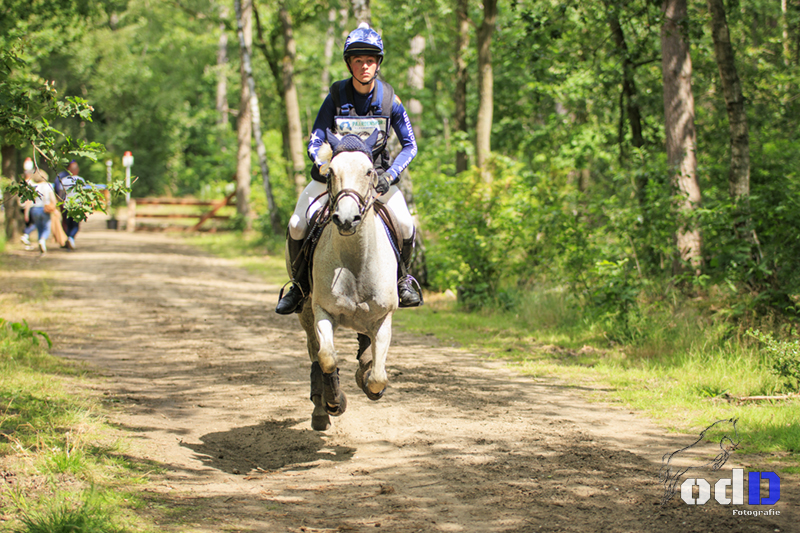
[301,198,404,289]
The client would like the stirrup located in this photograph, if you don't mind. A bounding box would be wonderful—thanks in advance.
[276,279,307,314]
[398,274,423,308]
[278,279,306,301]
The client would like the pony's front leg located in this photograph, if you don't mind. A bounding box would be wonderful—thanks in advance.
[315,306,347,416]
[314,307,337,374]
[366,315,392,396]
[300,305,330,431]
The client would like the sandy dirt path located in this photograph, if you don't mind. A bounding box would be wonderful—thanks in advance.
[6,222,795,532]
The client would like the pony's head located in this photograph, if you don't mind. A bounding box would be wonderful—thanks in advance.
[323,129,380,235]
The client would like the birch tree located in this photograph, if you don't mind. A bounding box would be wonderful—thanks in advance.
[476,0,497,183]
[235,0,253,224]
[235,0,282,234]
[352,0,371,26]
[216,5,229,127]
[279,3,307,196]
[455,0,470,174]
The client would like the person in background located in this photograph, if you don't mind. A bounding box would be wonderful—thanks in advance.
[27,170,56,254]
[55,160,83,250]
[19,167,36,248]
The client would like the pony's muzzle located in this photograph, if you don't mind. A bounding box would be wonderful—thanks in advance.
[332,199,362,234]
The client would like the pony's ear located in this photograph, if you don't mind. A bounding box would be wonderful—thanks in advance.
[326,128,341,152]
[364,128,380,152]
[315,142,332,176]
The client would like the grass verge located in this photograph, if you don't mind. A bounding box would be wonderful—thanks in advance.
[0,250,163,532]
[394,289,800,473]
[188,232,800,473]
[0,319,160,532]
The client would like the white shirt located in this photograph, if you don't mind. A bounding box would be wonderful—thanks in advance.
[33,182,55,208]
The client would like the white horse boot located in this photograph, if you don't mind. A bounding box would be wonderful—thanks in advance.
[276,237,310,314]
[397,233,422,308]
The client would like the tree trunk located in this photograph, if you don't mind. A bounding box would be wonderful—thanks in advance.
[399,33,428,285]
[661,0,702,271]
[455,0,470,174]
[707,0,760,253]
[2,145,22,241]
[235,0,282,235]
[604,2,644,151]
[707,0,750,202]
[475,0,497,183]
[320,7,337,101]
[235,0,253,226]
[781,0,791,66]
[351,0,371,26]
[216,6,229,127]
[279,3,307,197]
[407,34,425,140]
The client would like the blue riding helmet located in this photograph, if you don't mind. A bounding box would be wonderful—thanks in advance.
[343,23,384,63]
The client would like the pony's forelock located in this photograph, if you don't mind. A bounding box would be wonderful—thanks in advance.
[315,142,333,176]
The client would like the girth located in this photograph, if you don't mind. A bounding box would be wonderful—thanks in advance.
[300,199,404,291]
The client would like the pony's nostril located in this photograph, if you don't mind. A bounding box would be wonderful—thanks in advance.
[352,215,362,224]
[332,214,341,226]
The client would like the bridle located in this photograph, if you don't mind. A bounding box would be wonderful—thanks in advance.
[327,158,377,236]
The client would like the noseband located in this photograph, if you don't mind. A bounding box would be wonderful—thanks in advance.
[327,158,377,235]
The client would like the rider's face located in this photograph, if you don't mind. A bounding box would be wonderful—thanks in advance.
[349,55,379,84]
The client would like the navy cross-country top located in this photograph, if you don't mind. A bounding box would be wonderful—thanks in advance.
[307,79,418,184]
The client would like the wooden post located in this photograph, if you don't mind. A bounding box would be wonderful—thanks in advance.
[127,199,136,232]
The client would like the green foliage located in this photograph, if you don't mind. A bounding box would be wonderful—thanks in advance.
[747,329,800,393]
[12,490,125,533]
[0,318,52,349]
[0,41,102,169]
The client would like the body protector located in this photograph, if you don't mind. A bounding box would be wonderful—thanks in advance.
[308,79,417,184]
[331,78,394,165]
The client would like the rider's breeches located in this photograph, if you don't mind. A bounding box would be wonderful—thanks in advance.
[288,180,415,241]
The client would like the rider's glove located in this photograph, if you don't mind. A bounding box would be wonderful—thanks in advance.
[375,169,391,195]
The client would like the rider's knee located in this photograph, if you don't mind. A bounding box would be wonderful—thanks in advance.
[288,214,307,241]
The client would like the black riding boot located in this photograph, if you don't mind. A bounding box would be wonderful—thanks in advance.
[275,237,310,315]
[398,235,422,308]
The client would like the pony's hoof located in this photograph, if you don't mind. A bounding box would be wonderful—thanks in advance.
[355,362,368,390]
[325,392,347,416]
[360,369,385,401]
[312,414,331,431]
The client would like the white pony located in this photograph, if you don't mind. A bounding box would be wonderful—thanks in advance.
[293,130,399,431]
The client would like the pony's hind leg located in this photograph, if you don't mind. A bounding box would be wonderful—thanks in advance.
[355,333,382,400]
[365,316,392,397]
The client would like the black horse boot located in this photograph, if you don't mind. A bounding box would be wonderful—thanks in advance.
[310,362,330,431]
[398,235,422,308]
[275,237,310,314]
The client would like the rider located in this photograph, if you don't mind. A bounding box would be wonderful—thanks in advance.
[275,22,421,315]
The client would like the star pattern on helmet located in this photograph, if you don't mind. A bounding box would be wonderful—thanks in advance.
[364,32,381,46]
